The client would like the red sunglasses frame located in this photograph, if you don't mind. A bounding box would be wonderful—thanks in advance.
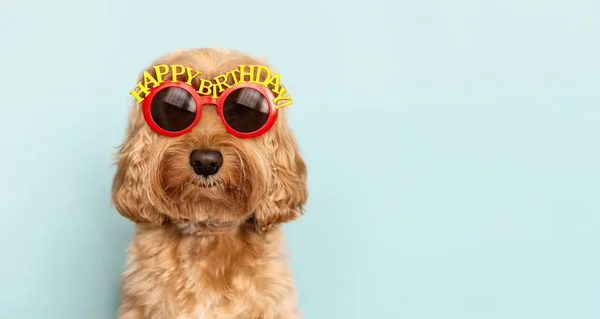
[141,80,279,138]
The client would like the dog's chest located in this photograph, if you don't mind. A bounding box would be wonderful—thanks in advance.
[122,229,300,318]
[176,308,209,319]
[171,265,252,318]
[154,258,298,319]
[175,304,215,319]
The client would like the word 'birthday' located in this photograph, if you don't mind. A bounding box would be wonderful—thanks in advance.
[130,64,293,108]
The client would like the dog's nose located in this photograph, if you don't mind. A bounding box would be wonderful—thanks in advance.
[189,150,223,177]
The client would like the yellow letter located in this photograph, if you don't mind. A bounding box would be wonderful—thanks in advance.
[171,64,186,82]
[227,69,241,85]
[142,71,160,89]
[129,81,150,103]
[197,78,213,96]
[254,65,271,84]
[185,67,202,85]
[238,65,255,83]
[153,64,170,83]
[213,73,232,93]
[276,99,293,108]
[273,85,293,108]
[265,73,281,92]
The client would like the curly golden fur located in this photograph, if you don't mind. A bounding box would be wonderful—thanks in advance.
[112,48,308,319]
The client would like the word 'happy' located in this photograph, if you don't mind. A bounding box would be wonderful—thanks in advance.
[130,64,293,108]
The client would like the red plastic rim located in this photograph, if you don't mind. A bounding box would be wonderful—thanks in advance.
[141,80,278,138]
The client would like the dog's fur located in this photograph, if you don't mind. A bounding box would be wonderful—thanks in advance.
[112,48,308,319]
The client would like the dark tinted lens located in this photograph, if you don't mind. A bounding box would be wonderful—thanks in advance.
[150,87,197,132]
[222,88,269,133]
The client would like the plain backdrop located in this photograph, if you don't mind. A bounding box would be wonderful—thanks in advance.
[1,0,599,318]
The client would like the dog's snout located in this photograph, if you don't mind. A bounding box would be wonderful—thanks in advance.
[190,150,223,177]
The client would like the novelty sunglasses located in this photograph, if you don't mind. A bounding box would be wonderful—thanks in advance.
[142,80,278,138]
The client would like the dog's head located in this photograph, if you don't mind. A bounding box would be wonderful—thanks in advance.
[112,48,307,234]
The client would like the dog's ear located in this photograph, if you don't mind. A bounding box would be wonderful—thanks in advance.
[111,111,166,225]
[253,113,308,234]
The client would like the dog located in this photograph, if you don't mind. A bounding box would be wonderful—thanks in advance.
[111,48,308,319]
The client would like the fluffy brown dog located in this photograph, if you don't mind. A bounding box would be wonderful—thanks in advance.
[111,48,308,319]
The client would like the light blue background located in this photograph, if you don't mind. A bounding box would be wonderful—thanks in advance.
[1,0,599,318]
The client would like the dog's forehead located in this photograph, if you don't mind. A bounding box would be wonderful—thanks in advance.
[138,49,275,92]
[150,49,269,79]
